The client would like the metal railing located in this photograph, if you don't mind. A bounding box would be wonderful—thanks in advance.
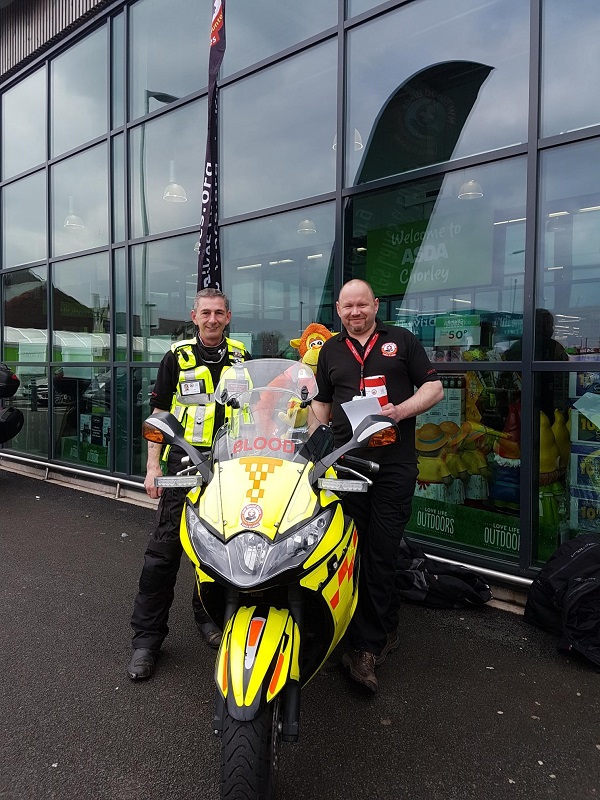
[0,451,146,500]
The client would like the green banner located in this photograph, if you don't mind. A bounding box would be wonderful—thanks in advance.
[407,496,558,562]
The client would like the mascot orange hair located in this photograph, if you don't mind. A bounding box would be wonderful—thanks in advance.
[289,323,337,374]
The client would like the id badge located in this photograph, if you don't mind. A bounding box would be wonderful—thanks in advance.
[181,380,203,396]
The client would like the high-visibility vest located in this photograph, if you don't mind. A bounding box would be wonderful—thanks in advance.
[168,336,248,449]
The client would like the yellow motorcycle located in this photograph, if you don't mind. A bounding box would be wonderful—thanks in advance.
[142,358,398,800]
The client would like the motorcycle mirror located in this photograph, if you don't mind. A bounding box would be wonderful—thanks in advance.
[355,418,396,444]
[142,420,166,443]
[364,426,399,447]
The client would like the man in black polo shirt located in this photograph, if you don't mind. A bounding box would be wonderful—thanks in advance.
[312,279,443,692]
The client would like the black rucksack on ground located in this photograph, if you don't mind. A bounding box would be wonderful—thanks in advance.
[524,533,600,669]
[394,538,492,609]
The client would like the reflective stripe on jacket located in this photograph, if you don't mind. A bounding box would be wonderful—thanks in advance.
[168,336,248,449]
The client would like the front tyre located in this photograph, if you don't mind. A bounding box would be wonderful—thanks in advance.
[220,698,282,800]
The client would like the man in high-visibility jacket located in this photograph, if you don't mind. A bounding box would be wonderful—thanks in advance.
[128,288,250,681]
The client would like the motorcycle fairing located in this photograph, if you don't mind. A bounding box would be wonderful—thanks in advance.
[215,605,300,721]
[300,517,359,658]
[201,457,316,542]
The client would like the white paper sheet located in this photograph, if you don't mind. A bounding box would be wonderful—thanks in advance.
[341,396,383,432]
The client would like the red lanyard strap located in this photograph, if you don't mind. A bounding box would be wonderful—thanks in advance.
[345,332,379,392]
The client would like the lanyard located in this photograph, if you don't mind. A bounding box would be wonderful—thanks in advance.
[345,332,379,393]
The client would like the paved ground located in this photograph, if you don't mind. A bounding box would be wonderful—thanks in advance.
[1,467,599,800]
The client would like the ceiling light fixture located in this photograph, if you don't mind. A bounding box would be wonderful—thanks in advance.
[63,195,85,230]
[458,179,483,199]
[297,219,317,234]
[163,160,187,202]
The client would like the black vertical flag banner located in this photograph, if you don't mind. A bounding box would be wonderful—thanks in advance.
[197,0,226,291]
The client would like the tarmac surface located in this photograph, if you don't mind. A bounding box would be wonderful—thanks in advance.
[1,466,599,800]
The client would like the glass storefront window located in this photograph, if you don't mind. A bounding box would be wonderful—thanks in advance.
[114,248,127,361]
[52,253,110,361]
[408,368,522,561]
[131,365,158,476]
[53,365,112,469]
[2,267,48,362]
[532,370,591,565]
[130,99,206,239]
[222,203,335,358]
[2,171,47,268]
[50,26,108,158]
[112,11,125,129]
[112,134,126,243]
[223,1,337,77]
[3,365,48,457]
[537,138,600,360]
[131,233,198,362]
[1,68,46,180]
[129,0,210,121]
[346,0,529,185]
[541,0,600,138]
[114,367,129,473]
[221,41,337,218]
[346,0,381,17]
[51,143,109,258]
[346,157,526,362]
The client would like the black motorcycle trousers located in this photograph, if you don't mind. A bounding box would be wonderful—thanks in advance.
[342,460,417,657]
[130,481,210,651]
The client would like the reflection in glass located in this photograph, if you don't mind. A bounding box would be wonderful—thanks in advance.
[224,0,336,77]
[346,0,380,17]
[112,134,126,242]
[407,369,522,562]
[541,0,600,138]
[131,366,158,476]
[52,253,110,361]
[129,0,209,120]
[1,69,46,180]
[538,139,600,359]
[112,11,125,129]
[2,172,47,268]
[132,234,199,362]
[3,267,48,362]
[532,372,589,565]
[130,100,206,238]
[114,248,127,361]
[346,0,528,185]
[221,41,337,218]
[51,26,108,158]
[346,158,527,361]
[3,366,48,457]
[51,144,109,257]
[53,365,112,469]
[222,204,335,357]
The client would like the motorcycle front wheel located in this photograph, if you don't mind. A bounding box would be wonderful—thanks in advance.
[220,697,282,800]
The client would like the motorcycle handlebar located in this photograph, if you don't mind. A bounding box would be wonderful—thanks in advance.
[338,454,380,473]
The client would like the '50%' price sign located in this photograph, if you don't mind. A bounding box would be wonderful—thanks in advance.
[435,314,481,347]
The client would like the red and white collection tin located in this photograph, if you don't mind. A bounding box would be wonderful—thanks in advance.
[364,375,388,406]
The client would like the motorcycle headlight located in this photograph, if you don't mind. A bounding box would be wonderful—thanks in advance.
[186,504,332,588]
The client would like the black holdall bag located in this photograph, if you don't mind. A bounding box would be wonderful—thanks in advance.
[524,533,600,669]
[0,363,20,399]
[394,538,492,609]
[0,364,24,444]
[0,406,24,444]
